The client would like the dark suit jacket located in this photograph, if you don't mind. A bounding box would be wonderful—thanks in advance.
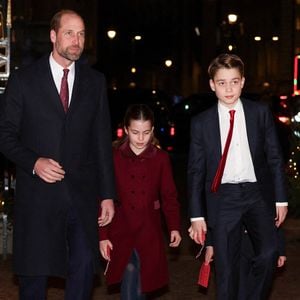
[0,55,116,276]
[188,98,287,227]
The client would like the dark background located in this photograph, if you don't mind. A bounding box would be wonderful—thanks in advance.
[3,0,298,97]
[1,1,300,299]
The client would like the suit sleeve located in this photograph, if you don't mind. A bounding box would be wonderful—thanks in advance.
[204,228,213,247]
[277,227,286,256]
[187,116,206,218]
[263,106,288,203]
[0,71,39,173]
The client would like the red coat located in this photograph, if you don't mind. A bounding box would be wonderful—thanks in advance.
[99,142,180,292]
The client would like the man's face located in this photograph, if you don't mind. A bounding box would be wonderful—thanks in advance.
[50,13,85,65]
[209,68,245,108]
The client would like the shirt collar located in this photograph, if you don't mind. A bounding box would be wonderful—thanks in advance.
[49,53,75,77]
[218,98,242,115]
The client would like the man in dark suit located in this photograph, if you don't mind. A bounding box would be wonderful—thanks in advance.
[0,9,115,300]
[188,53,288,299]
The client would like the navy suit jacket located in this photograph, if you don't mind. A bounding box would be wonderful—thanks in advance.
[188,98,287,227]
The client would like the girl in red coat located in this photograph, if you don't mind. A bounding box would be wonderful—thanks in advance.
[99,104,181,299]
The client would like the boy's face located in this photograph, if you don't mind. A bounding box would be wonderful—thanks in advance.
[209,67,245,108]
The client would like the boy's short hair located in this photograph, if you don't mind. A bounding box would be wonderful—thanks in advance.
[208,53,244,79]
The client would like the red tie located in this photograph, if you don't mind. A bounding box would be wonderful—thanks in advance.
[60,69,69,113]
[211,109,236,193]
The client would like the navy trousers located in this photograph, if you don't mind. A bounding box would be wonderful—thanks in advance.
[18,207,94,300]
[212,183,278,300]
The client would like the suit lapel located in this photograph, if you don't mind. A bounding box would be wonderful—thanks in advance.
[211,99,257,160]
[67,62,89,114]
[37,56,66,116]
[242,99,257,157]
[37,57,91,117]
[68,62,80,113]
[209,105,222,159]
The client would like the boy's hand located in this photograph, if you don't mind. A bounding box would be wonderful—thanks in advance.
[277,255,287,268]
[204,246,214,265]
[188,220,207,245]
[275,206,288,227]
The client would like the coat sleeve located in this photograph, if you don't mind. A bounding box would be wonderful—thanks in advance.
[0,71,39,173]
[160,152,181,232]
[93,75,116,200]
[98,206,109,241]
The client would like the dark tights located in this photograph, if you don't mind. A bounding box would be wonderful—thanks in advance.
[121,250,146,300]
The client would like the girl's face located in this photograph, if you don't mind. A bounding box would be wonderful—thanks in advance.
[209,67,245,108]
[125,119,154,155]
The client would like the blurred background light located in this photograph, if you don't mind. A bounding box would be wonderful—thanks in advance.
[107,30,117,39]
[228,14,238,24]
[165,59,173,67]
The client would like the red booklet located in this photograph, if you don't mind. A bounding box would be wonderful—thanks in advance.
[197,262,211,288]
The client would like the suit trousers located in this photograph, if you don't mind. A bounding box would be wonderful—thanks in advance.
[212,182,278,300]
[18,206,94,300]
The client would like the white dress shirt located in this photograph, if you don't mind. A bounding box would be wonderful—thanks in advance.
[191,99,287,222]
[218,99,257,184]
[49,53,75,105]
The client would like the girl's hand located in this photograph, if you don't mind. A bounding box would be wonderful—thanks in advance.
[99,240,113,261]
[169,230,182,247]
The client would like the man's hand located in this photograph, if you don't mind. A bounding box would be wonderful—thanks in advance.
[188,219,207,245]
[98,199,114,226]
[34,158,65,183]
[275,206,288,227]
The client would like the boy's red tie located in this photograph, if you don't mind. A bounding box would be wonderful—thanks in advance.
[211,109,235,193]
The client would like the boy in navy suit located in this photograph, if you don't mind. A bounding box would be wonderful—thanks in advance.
[203,228,286,299]
[188,53,288,299]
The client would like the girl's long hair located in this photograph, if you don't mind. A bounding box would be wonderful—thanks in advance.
[113,103,160,148]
